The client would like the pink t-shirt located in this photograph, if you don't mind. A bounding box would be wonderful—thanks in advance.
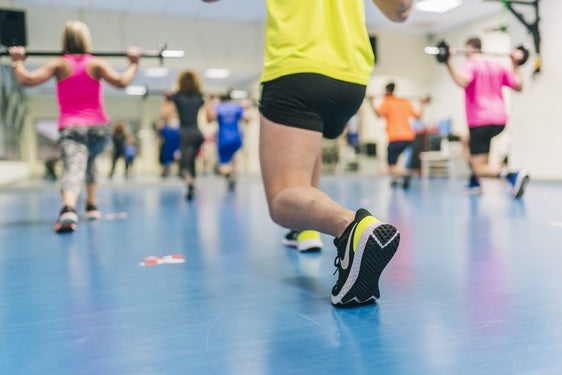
[56,54,110,129]
[460,57,518,127]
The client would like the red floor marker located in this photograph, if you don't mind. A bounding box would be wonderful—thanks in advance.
[140,254,185,267]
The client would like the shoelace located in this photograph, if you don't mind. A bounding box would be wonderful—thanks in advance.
[333,255,340,275]
[333,238,345,276]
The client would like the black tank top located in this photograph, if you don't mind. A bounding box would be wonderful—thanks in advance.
[169,92,204,129]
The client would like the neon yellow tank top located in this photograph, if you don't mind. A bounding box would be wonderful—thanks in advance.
[261,0,374,85]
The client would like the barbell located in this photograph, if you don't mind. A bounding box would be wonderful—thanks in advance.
[0,43,185,65]
[425,40,530,66]
[368,93,431,103]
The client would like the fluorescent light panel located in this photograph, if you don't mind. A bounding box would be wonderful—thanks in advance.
[229,90,249,99]
[416,0,462,13]
[144,67,170,78]
[161,50,185,58]
[126,85,147,96]
[205,68,230,79]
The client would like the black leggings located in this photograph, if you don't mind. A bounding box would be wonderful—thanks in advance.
[180,127,204,178]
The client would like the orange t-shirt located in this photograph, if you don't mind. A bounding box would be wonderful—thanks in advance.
[377,96,418,142]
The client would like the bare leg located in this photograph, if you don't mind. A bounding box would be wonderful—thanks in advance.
[61,189,79,209]
[259,115,354,238]
[218,163,234,176]
[470,154,501,178]
[85,183,97,206]
[388,164,406,177]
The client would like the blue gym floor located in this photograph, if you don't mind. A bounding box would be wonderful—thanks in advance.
[1,174,562,374]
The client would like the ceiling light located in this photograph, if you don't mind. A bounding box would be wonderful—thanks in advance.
[144,67,170,78]
[205,68,230,79]
[229,90,249,99]
[161,50,185,58]
[126,85,148,96]
[415,0,462,13]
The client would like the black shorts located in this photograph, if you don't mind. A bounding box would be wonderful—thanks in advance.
[387,141,413,165]
[259,73,366,139]
[469,125,505,155]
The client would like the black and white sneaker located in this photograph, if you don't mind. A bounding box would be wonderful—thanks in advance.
[282,230,323,252]
[84,203,102,220]
[331,208,400,307]
[402,175,412,190]
[186,184,195,201]
[54,206,78,234]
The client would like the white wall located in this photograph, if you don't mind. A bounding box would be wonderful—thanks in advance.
[508,0,562,180]
[0,161,30,184]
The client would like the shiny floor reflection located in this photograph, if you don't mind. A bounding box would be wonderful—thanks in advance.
[1,175,561,374]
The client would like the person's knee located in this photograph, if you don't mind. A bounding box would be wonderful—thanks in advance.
[265,191,284,225]
[60,181,81,196]
[267,188,319,228]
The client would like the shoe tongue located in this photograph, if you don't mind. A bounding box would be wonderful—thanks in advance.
[355,208,371,221]
[61,205,75,214]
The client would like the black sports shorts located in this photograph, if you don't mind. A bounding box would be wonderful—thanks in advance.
[469,124,505,155]
[259,73,366,139]
[387,141,413,165]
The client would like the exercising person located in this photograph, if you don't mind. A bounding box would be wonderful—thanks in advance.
[9,20,141,233]
[108,120,127,179]
[204,0,412,307]
[160,70,205,200]
[445,36,529,198]
[205,92,250,191]
[368,82,428,189]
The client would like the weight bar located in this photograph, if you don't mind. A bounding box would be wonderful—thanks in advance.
[424,40,529,66]
[367,93,431,103]
[0,43,185,64]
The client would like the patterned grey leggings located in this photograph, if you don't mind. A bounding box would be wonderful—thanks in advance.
[58,124,112,194]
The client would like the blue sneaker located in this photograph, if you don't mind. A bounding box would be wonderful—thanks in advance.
[508,169,530,199]
[465,179,482,195]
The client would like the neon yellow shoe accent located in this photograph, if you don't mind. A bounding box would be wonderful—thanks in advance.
[296,230,323,252]
[352,216,380,252]
[297,230,321,242]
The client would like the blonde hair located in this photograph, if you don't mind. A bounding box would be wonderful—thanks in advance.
[62,20,92,54]
[177,70,202,95]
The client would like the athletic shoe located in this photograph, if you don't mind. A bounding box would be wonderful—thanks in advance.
[186,184,195,200]
[508,169,530,199]
[54,206,78,233]
[402,175,412,190]
[331,208,400,307]
[84,204,102,220]
[282,230,323,252]
[465,179,482,195]
[226,174,236,192]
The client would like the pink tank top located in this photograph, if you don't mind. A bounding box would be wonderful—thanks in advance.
[57,54,110,129]
[460,57,518,127]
